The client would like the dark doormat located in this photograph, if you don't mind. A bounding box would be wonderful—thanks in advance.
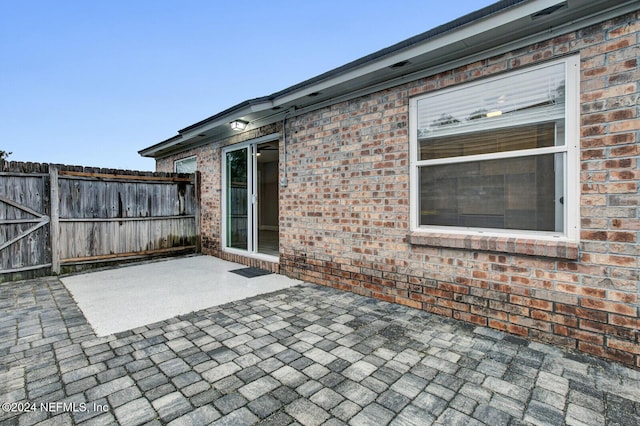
[230,267,273,278]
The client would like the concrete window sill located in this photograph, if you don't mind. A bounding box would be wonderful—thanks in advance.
[408,231,579,260]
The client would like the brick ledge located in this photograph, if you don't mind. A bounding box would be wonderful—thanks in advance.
[408,232,579,260]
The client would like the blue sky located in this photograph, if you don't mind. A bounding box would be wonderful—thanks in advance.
[1,1,495,171]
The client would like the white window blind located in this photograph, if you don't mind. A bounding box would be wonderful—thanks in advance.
[417,62,566,141]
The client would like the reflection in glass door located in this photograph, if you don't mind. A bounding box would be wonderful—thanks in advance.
[256,141,279,256]
[224,140,279,258]
[226,148,248,250]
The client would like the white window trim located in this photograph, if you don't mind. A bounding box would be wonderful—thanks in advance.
[409,55,580,243]
[174,155,197,173]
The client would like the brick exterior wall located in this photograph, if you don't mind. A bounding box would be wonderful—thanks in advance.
[157,11,639,367]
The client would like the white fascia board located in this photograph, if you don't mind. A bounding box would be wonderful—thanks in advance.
[272,0,565,107]
[146,101,277,158]
[178,106,255,141]
[178,99,274,141]
[142,137,188,158]
[249,100,274,113]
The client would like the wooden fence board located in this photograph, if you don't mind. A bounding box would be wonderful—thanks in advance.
[50,167,60,273]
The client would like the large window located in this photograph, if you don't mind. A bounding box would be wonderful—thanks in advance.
[410,57,579,241]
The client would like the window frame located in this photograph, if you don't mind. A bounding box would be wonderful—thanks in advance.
[174,155,197,173]
[409,55,580,243]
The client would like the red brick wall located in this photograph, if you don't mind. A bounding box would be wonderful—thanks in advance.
[158,11,640,367]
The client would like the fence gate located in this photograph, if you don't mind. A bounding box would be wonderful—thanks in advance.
[0,172,51,275]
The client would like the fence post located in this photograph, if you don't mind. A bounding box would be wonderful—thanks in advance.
[50,166,60,274]
[194,171,201,253]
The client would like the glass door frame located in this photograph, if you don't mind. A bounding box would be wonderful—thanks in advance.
[221,135,280,263]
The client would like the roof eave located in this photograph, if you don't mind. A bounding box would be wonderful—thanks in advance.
[140,1,543,159]
[140,0,636,159]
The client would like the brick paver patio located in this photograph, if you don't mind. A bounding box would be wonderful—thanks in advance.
[1,276,639,425]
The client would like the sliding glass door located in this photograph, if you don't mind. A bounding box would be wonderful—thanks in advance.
[223,140,279,259]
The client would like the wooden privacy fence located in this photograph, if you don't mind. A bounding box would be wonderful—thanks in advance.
[0,162,199,281]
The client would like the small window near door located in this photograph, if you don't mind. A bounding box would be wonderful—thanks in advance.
[175,156,197,173]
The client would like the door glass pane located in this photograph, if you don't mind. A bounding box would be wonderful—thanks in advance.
[226,149,248,250]
[419,153,563,232]
[257,141,279,256]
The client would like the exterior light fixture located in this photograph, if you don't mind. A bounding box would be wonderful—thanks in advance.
[230,120,249,131]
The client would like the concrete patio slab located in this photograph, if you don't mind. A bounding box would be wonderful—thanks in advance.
[60,256,301,336]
